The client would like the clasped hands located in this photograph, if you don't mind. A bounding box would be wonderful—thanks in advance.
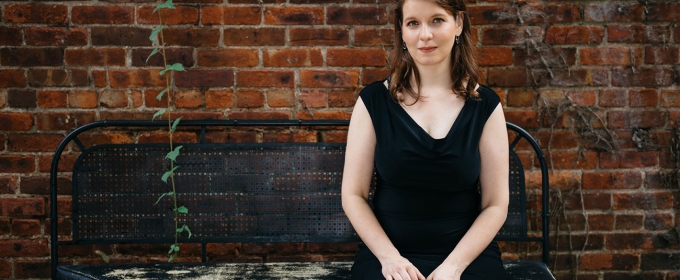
[381,256,463,280]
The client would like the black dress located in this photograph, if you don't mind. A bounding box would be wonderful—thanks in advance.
[350,80,506,279]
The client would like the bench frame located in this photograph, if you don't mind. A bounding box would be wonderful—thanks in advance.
[50,120,550,279]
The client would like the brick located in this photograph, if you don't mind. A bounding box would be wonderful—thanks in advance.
[645,46,679,65]
[0,92,4,108]
[614,192,673,210]
[327,49,386,67]
[606,233,655,250]
[8,89,36,108]
[25,27,87,46]
[230,0,284,4]
[0,260,8,278]
[228,111,291,120]
[300,90,327,108]
[600,89,626,107]
[14,260,50,278]
[11,219,40,237]
[291,0,346,3]
[36,112,96,131]
[608,25,670,44]
[298,110,351,120]
[173,112,225,122]
[362,69,390,86]
[327,7,386,25]
[237,70,294,88]
[132,90,143,108]
[551,69,608,87]
[72,6,134,24]
[144,88,167,108]
[176,89,203,108]
[0,219,8,235]
[70,133,133,149]
[0,48,62,67]
[616,214,643,230]
[329,90,356,107]
[28,69,89,87]
[205,90,234,109]
[224,28,285,46]
[608,110,667,129]
[584,2,645,22]
[0,113,33,131]
[641,253,680,270]
[138,132,197,144]
[566,90,596,106]
[588,214,614,231]
[536,130,578,150]
[99,90,128,108]
[109,69,165,88]
[264,7,323,25]
[65,48,126,66]
[629,88,658,107]
[661,89,680,107]
[0,177,18,194]
[132,48,194,67]
[544,26,604,44]
[0,69,26,88]
[137,5,199,25]
[647,3,680,22]
[580,253,639,271]
[163,28,220,47]
[322,131,348,142]
[236,90,264,108]
[600,151,658,169]
[263,131,318,143]
[515,47,577,68]
[92,27,152,46]
[8,134,62,152]
[562,191,611,211]
[488,68,526,87]
[68,90,98,108]
[197,49,259,67]
[582,171,642,189]
[580,47,642,66]
[644,213,674,231]
[549,151,598,170]
[354,28,393,47]
[467,5,515,25]
[0,27,22,46]
[264,49,323,67]
[202,6,261,25]
[205,132,257,143]
[300,70,359,88]
[482,26,543,45]
[21,176,71,195]
[0,239,49,257]
[503,110,539,129]
[478,47,512,66]
[100,111,154,121]
[267,90,295,108]
[290,28,349,46]
[5,4,68,24]
[519,4,579,24]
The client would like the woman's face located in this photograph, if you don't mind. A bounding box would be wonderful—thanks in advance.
[401,0,462,68]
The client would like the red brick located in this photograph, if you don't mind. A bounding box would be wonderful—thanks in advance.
[354,28,393,47]
[580,47,642,66]
[327,49,386,67]
[68,90,98,108]
[0,92,4,108]
[28,68,88,87]
[298,110,351,121]
[467,5,515,25]
[0,198,44,216]
[0,48,63,67]
[0,219,8,235]
[329,90,356,107]
[514,47,577,68]
[0,69,26,88]
[205,132,257,143]
[5,4,68,24]
[92,27,152,46]
[236,90,264,108]
[551,69,609,87]
[72,6,134,24]
[616,214,643,230]
[264,49,323,67]
[36,112,96,131]
[566,90,596,106]
[482,26,543,45]
[8,89,36,108]
[264,7,323,25]
[488,68,526,87]
[228,111,291,120]
[109,69,165,88]
[224,28,285,46]
[647,3,680,22]
[175,69,234,87]
[138,132,197,144]
[65,48,126,66]
[100,111,154,121]
[549,151,598,170]
[203,7,255,25]
[206,90,233,109]
[175,90,202,108]
[608,110,667,129]
[300,90,327,108]
[264,131,318,143]
[661,89,680,107]
[504,110,539,129]
[144,88,168,108]
[99,90,128,108]
[608,25,671,44]
[580,253,639,271]
[614,192,673,210]
[197,49,259,67]
[606,233,655,250]
[587,214,615,231]
[323,131,348,142]
[11,219,40,237]
[629,88,658,107]
[0,27,22,46]
[645,46,679,65]
[600,89,626,107]
[0,113,33,131]
[362,68,391,86]
[327,7,386,25]
[14,260,50,278]
[163,28,220,47]
[0,177,17,194]
[584,2,645,22]
[644,213,674,231]
[519,4,579,24]
[137,5,199,25]
[599,151,658,169]
[300,70,359,88]
[477,47,512,66]
[8,134,62,152]
[237,70,294,88]
[132,90,143,107]
[133,48,194,68]
[290,28,349,46]
[0,239,49,257]
[535,130,578,150]
[0,259,9,278]
[24,27,86,46]
[267,90,295,108]
[544,26,604,44]
[21,176,71,195]
[583,171,642,189]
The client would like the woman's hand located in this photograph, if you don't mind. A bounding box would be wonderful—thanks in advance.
[381,256,426,280]
[426,263,463,280]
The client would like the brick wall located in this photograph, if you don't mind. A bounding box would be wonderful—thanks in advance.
[0,0,678,279]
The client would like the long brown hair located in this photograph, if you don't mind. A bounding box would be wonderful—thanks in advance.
[390,0,479,103]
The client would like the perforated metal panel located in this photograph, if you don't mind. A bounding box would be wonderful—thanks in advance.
[72,144,359,243]
[497,150,528,238]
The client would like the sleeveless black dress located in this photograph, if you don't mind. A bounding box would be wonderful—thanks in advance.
[350,80,506,279]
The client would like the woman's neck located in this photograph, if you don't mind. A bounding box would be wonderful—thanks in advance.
[412,62,453,94]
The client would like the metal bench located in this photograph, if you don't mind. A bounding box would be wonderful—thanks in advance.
[50,120,553,279]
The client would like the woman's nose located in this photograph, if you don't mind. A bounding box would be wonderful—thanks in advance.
[419,25,433,41]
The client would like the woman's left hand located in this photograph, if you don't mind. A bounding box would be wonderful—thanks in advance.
[426,264,462,280]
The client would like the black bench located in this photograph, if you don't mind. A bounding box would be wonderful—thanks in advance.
[50,120,554,280]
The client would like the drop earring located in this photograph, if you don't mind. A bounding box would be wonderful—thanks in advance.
[402,41,407,50]
[455,36,460,45]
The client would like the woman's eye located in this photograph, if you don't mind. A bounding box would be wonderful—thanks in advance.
[433,18,444,23]
[406,21,418,26]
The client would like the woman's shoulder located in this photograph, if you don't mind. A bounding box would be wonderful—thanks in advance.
[474,84,501,105]
[359,79,390,102]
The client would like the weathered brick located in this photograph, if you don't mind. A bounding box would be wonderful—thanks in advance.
[544,26,604,44]
[551,69,608,87]
[264,131,318,143]
[606,233,655,250]
[197,49,259,67]
[587,214,615,231]
[503,110,539,129]
[267,90,295,108]
[514,47,576,68]
[228,111,291,120]
[163,28,220,47]
[28,69,89,87]
[138,132,197,144]
[236,90,264,108]
[599,151,658,169]
[646,3,680,22]
[68,90,98,109]
[175,90,203,108]
[600,89,626,107]
[300,70,359,88]
[0,239,49,257]
[644,213,674,231]
[482,26,543,45]
[612,68,673,87]
[264,7,323,25]
[0,113,33,131]
[362,69,390,86]
[536,130,578,150]
[144,88,167,108]
[327,7,386,25]
[0,48,63,67]
[109,69,165,88]
[0,219,8,235]
[614,192,673,210]
[641,253,680,270]
[322,131,349,142]
[478,47,513,66]
[264,49,323,67]
[0,69,26,88]
[11,219,40,237]
[609,110,667,128]
[582,171,642,189]
[566,90,596,106]
[92,27,152,46]
[205,132,257,143]
[202,6,261,25]
[0,198,44,216]
[300,90,327,108]
[580,253,639,271]
[354,28,393,47]
[237,70,294,88]
[290,28,349,46]
[229,0,284,4]
[5,4,68,24]
[291,0,345,3]
[8,134,62,152]
[175,69,234,88]
[25,27,87,46]
[205,90,234,109]
[467,5,515,25]
[65,48,126,66]
[21,176,71,195]
[645,46,679,65]
[15,260,51,278]
[488,69,526,87]
[616,214,643,230]
[36,90,65,108]
[99,90,128,108]
[327,49,386,67]
[549,150,598,170]
[629,88,658,107]
[329,90,356,107]
[580,47,642,66]
[519,4,579,24]
[72,6,134,24]
[8,89,36,109]
[0,27,23,46]
[0,177,18,194]
[661,89,680,107]
[0,259,9,278]
[608,25,671,44]
[132,48,194,67]
[137,5,199,25]
[224,28,285,46]
[584,2,645,22]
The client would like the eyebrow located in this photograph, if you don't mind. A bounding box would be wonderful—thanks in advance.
[403,12,450,21]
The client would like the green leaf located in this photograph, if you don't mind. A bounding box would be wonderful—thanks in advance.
[153,109,167,120]
[149,25,165,41]
[146,48,160,64]
[170,118,181,133]
[153,0,175,14]
[176,205,188,214]
[166,145,183,162]
[154,191,174,205]
[184,225,192,239]
[174,245,180,252]
[168,244,176,254]
[160,63,185,76]
[156,88,168,101]
[168,254,175,262]
[95,250,110,264]
[161,166,179,183]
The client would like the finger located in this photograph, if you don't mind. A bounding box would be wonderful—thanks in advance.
[384,275,393,280]
[426,273,433,280]
[399,271,412,280]
[415,269,426,280]
[407,267,419,280]
[393,274,404,280]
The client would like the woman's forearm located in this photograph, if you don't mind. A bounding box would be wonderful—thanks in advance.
[342,194,401,263]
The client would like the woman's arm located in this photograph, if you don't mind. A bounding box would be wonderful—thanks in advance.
[427,103,510,280]
[342,97,426,280]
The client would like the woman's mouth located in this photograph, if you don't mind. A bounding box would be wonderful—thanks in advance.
[418,47,437,53]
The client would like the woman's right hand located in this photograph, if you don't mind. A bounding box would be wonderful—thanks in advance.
[381,256,426,280]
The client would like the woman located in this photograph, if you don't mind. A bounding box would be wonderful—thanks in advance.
[341,0,509,279]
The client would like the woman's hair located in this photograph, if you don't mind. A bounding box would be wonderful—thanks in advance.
[389,0,479,103]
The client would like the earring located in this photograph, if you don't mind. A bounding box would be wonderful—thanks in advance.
[455,36,460,45]
[402,41,407,50]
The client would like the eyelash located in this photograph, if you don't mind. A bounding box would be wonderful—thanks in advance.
[406,18,444,26]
